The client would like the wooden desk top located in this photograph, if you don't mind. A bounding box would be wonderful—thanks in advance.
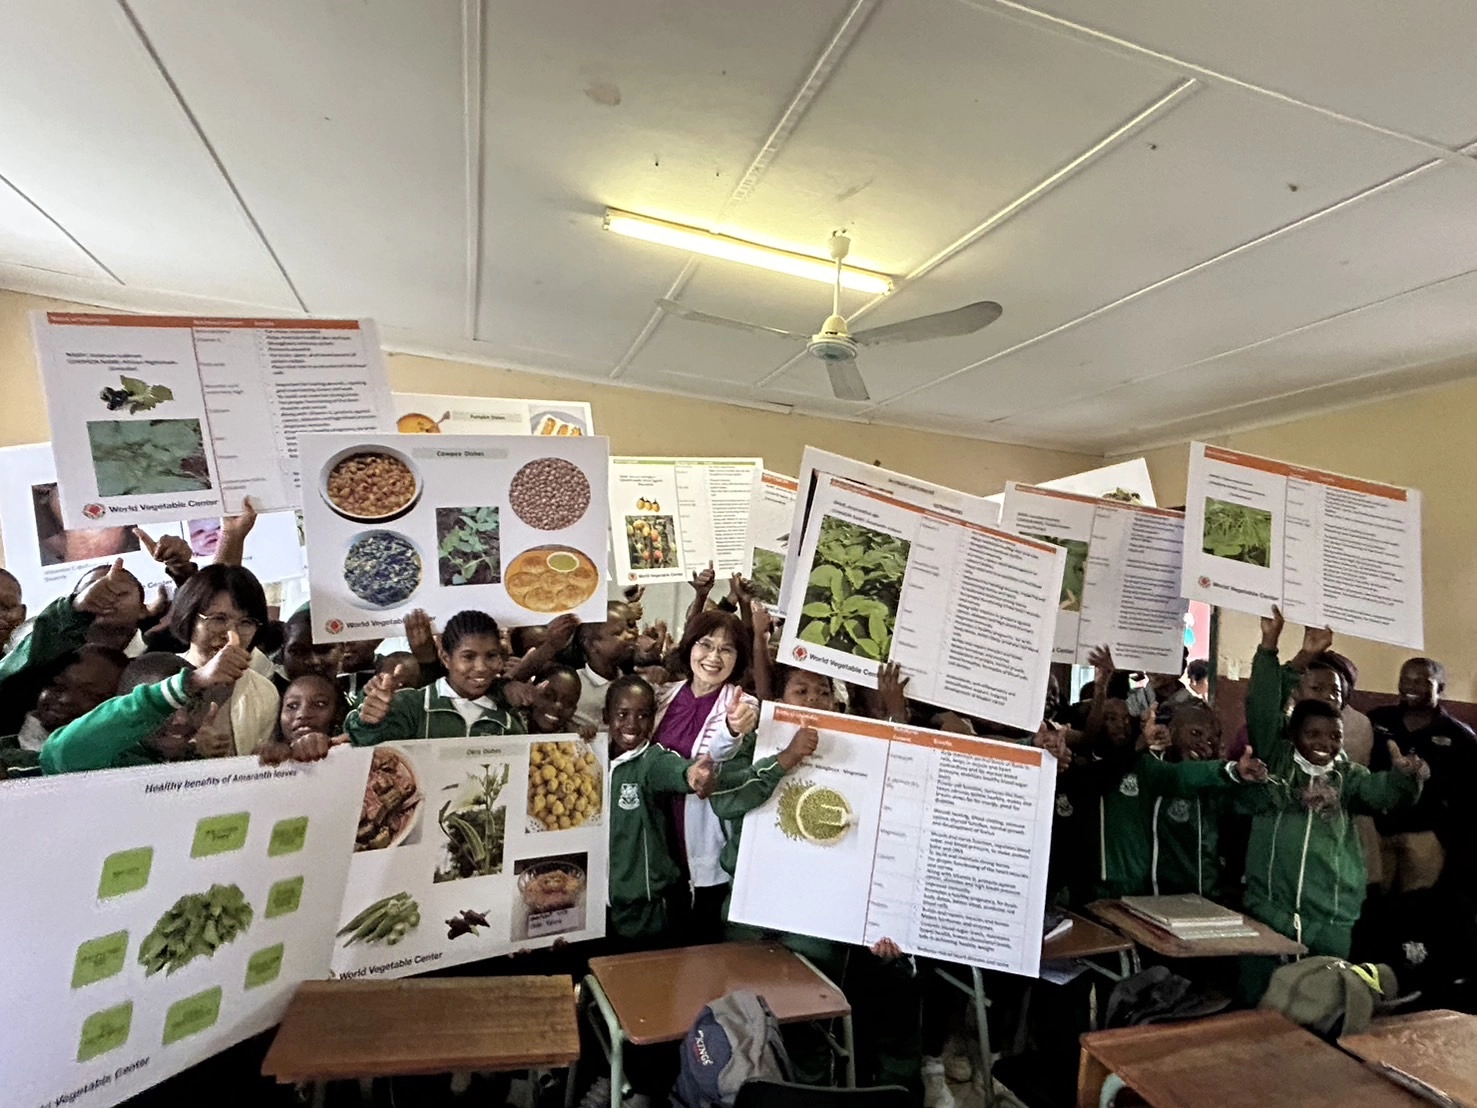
[588,941,851,1046]
[1088,899,1305,958]
[261,976,580,1082]
[1078,1009,1426,1107]
[1341,1009,1477,1107]
[1044,911,1135,962]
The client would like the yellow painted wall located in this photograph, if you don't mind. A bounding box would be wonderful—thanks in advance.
[1127,381,1477,698]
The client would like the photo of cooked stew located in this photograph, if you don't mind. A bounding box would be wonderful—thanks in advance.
[504,545,600,613]
[356,747,423,851]
[324,450,419,520]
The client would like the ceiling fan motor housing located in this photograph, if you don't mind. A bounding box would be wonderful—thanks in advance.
[809,313,857,361]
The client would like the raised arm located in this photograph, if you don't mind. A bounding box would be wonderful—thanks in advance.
[1247,606,1293,758]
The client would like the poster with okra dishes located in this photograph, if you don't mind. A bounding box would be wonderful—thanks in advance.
[299,432,610,641]
[331,735,609,979]
[0,749,369,1108]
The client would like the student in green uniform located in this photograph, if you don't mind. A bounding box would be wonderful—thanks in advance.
[346,610,545,743]
[1237,608,1427,999]
[1148,702,1237,898]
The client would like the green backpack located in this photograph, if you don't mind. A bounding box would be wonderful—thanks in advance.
[1258,957,1397,1037]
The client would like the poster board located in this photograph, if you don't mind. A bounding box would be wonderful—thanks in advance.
[777,475,1063,733]
[745,470,798,608]
[392,393,594,437]
[300,432,610,641]
[0,443,303,611]
[608,457,762,585]
[984,458,1158,508]
[1000,483,1188,674]
[332,734,608,980]
[781,449,1002,615]
[32,312,394,526]
[728,703,1055,978]
[0,749,369,1108]
[1181,443,1424,648]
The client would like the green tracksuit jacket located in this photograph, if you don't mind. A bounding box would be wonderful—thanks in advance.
[608,740,697,939]
[1240,647,1421,953]
[708,733,788,879]
[0,597,93,736]
[39,670,193,774]
[346,681,526,744]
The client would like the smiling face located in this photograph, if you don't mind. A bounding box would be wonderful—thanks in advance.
[688,627,738,693]
[439,633,504,700]
[190,590,261,656]
[1102,699,1133,748]
[781,669,836,711]
[146,704,202,761]
[531,670,583,734]
[1170,707,1220,761]
[1295,714,1345,767]
[606,685,656,753]
[280,675,339,740]
[33,653,124,731]
[1297,666,1344,709]
[282,625,344,682]
[1398,660,1441,711]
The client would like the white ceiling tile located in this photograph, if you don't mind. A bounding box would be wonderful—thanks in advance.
[0,178,108,280]
[1019,0,1477,145]
[0,0,295,307]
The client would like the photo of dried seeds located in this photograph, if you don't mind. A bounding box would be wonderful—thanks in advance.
[508,457,590,530]
[343,530,422,608]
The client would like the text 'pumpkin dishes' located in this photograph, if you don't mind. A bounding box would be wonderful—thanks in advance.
[505,546,599,613]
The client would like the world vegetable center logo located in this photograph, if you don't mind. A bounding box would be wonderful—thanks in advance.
[1197,575,1212,588]
[326,618,345,634]
[83,502,106,520]
[791,645,809,661]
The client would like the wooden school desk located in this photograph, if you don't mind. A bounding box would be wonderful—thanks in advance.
[1087,899,1305,959]
[1076,1009,1427,1108]
[1340,1009,1477,1106]
[261,976,580,1106]
[583,942,853,1108]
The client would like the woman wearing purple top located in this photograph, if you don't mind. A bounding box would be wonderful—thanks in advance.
[652,609,759,942]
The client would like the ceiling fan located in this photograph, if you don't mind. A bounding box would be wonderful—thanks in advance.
[654,233,1002,401]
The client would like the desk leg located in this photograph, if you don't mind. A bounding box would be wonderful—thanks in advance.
[841,1013,857,1088]
[309,1081,326,1108]
[1076,1048,1110,1108]
[971,966,996,1108]
[582,974,627,1108]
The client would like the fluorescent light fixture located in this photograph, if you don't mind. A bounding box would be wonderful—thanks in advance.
[603,209,893,294]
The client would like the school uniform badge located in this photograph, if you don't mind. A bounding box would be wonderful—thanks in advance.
[618,782,640,810]
[1167,799,1192,823]
[1055,794,1074,818]
[1119,773,1140,798]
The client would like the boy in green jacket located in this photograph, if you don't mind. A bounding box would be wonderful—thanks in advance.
[1237,607,1427,998]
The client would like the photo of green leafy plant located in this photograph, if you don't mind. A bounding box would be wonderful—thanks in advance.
[99,375,174,414]
[86,419,211,496]
[436,506,500,586]
[1202,497,1273,567]
[1026,534,1089,611]
[750,546,784,605]
[796,516,909,660]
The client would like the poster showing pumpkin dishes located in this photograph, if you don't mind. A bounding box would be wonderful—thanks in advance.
[299,432,609,641]
[392,393,594,438]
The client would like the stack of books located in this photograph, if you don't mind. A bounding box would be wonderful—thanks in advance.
[1120,894,1260,940]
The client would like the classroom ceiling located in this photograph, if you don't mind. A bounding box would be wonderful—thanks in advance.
[4,0,1477,455]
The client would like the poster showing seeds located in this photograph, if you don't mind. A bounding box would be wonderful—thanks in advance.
[608,457,763,584]
[300,432,609,641]
[331,735,608,980]
[0,748,368,1108]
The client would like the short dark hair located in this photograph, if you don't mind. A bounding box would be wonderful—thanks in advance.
[169,564,268,642]
[1305,657,1350,704]
[1186,659,1210,683]
[442,610,501,654]
[668,609,750,687]
[604,673,655,716]
[539,663,582,687]
[1403,656,1446,690]
[1170,700,1219,735]
[1288,697,1341,738]
[120,651,191,695]
[282,607,313,641]
[72,562,145,604]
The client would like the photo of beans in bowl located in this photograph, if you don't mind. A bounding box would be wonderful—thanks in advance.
[321,448,422,522]
[508,457,590,530]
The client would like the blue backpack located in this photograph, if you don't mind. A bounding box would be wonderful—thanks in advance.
[670,990,792,1108]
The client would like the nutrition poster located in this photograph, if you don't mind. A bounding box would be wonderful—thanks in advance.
[728,704,1056,978]
[608,457,762,584]
[1000,483,1188,674]
[780,449,1002,614]
[984,457,1158,509]
[332,735,609,980]
[746,470,798,609]
[777,475,1063,733]
[0,443,303,611]
[300,432,610,641]
[0,748,368,1108]
[32,312,394,526]
[1181,443,1425,648]
[393,393,594,437]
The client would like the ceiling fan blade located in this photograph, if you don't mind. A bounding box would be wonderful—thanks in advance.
[654,299,807,341]
[851,300,1003,347]
[827,358,870,402]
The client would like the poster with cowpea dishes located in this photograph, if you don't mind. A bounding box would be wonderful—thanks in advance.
[392,392,594,437]
[0,748,368,1108]
[300,432,609,641]
[32,313,395,528]
[332,734,609,979]
[608,456,762,584]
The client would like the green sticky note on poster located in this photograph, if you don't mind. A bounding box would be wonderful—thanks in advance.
[77,1001,133,1062]
[245,943,285,989]
[191,812,250,857]
[162,986,221,1046]
[268,816,308,857]
[97,847,153,899]
[265,876,304,919]
[71,930,130,989]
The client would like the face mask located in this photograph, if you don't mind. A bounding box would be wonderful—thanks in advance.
[1293,750,1336,778]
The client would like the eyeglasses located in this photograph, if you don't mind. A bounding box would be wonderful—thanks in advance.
[693,637,737,659]
[198,613,260,636]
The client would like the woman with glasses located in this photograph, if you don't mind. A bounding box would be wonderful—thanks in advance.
[169,564,279,756]
[651,608,761,943]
